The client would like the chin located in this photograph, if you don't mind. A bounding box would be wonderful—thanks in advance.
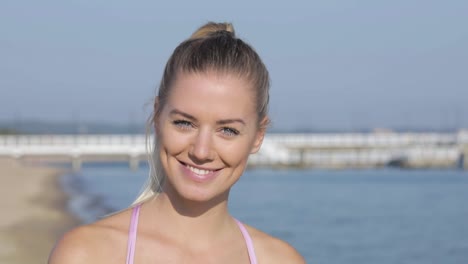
[162,172,229,204]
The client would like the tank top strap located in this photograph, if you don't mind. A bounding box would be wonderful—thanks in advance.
[126,204,141,264]
[234,219,258,264]
[125,207,256,264]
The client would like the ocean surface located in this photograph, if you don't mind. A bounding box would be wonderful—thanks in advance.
[61,163,468,264]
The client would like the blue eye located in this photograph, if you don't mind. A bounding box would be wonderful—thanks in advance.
[221,127,240,137]
[173,120,193,129]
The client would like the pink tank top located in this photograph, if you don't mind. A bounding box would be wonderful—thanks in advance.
[126,204,257,264]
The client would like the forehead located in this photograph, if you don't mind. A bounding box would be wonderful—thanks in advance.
[166,71,257,121]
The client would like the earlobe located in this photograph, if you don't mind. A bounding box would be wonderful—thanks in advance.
[250,131,265,154]
[250,117,269,154]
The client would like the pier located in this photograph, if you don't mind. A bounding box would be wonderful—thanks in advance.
[252,131,468,170]
[1,131,468,170]
[0,135,147,171]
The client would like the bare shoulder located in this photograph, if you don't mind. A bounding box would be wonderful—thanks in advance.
[48,208,133,264]
[48,224,101,263]
[245,225,306,264]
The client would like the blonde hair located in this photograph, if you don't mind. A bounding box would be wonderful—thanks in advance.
[132,22,270,205]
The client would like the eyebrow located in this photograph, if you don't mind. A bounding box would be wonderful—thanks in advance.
[169,109,246,126]
[169,109,196,120]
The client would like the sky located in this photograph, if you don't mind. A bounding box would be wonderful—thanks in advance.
[1,0,467,131]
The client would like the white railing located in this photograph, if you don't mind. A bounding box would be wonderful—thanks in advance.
[1,131,467,169]
[265,132,465,148]
[0,134,148,158]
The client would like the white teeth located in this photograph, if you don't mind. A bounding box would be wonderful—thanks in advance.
[187,165,212,175]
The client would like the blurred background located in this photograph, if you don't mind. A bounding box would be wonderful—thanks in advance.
[1,0,467,133]
[1,1,468,264]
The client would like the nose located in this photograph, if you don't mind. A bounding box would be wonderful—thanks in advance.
[189,128,214,162]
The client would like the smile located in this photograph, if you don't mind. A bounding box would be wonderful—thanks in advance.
[186,164,213,175]
[179,161,222,182]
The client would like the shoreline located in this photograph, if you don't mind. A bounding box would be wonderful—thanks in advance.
[0,158,81,263]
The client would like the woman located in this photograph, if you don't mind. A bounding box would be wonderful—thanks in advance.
[49,22,305,264]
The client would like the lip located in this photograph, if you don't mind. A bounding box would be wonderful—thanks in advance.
[178,161,222,183]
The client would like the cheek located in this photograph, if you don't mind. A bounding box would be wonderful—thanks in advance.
[159,126,188,156]
[215,139,253,166]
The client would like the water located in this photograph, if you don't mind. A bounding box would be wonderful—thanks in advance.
[61,163,468,264]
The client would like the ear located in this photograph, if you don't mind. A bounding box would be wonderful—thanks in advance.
[153,97,161,135]
[250,116,269,154]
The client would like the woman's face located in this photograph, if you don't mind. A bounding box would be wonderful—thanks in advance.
[156,71,265,202]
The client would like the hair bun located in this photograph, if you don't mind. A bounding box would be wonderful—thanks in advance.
[190,22,235,39]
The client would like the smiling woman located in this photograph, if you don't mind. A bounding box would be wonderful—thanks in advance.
[157,72,264,204]
[49,22,305,264]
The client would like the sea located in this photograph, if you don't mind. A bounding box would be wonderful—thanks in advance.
[60,162,468,264]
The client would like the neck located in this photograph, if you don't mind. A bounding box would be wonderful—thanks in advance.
[146,186,233,243]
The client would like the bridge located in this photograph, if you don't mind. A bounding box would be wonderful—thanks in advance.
[1,131,468,171]
[252,131,468,169]
[0,135,147,171]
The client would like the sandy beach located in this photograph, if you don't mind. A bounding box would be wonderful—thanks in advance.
[0,158,80,263]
